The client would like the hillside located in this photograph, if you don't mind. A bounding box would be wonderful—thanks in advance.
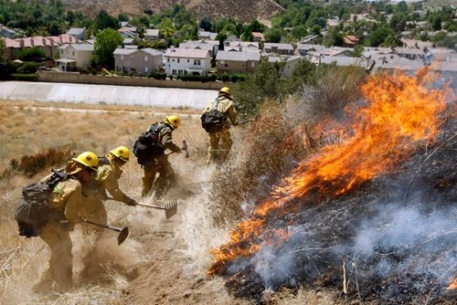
[60,0,285,23]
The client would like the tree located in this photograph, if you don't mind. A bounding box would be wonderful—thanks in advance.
[0,38,5,62]
[264,28,282,43]
[199,16,212,32]
[95,10,118,31]
[94,28,123,68]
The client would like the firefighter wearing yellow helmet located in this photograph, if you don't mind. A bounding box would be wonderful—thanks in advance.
[33,151,99,294]
[140,115,182,198]
[80,146,138,232]
[201,86,238,163]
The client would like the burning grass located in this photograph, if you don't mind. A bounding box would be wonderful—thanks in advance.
[208,68,457,304]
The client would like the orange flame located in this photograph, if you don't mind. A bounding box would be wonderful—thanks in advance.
[209,69,449,276]
[447,278,457,290]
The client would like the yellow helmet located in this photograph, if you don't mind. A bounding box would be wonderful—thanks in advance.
[165,115,181,129]
[72,151,99,171]
[110,146,130,162]
[219,87,231,95]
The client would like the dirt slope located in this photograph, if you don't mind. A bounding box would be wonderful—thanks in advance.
[61,0,285,23]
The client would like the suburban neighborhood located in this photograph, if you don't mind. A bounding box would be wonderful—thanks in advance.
[3,4,457,82]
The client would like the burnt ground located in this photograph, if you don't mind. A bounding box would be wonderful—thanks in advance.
[216,119,457,304]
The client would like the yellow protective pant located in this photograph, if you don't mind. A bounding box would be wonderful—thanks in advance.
[142,155,175,198]
[36,221,73,293]
[207,128,233,163]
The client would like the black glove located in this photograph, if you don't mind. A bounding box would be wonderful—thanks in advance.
[127,198,138,206]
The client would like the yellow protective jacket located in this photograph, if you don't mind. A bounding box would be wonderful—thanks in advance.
[202,96,238,128]
[97,155,135,205]
[147,122,181,153]
[47,177,83,230]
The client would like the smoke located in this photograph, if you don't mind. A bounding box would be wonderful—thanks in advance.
[223,165,457,301]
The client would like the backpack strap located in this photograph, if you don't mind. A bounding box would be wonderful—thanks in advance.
[98,156,110,166]
[46,168,68,189]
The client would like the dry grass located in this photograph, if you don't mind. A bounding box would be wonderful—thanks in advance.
[0,98,267,304]
[0,73,362,304]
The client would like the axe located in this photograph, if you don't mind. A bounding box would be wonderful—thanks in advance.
[181,140,189,158]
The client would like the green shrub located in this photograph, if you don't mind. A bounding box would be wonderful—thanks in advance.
[11,73,37,81]
[16,62,38,74]
[221,72,229,82]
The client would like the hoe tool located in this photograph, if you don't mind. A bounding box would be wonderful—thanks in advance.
[181,140,189,158]
[137,200,178,219]
[82,219,129,245]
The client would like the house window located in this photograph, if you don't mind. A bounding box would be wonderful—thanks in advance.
[178,69,183,75]
[121,55,124,60]
[177,58,180,63]
[251,62,255,67]
[145,56,148,62]
[194,59,201,65]
[172,69,177,75]
[187,59,190,63]
[168,58,170,62]
[145,67,149,73]
[72,51,75,56]
[60,50,63,55]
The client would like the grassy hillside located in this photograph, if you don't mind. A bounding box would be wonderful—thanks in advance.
[60,0,285,23]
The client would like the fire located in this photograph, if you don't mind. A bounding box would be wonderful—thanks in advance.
[447,278,457,290]
[209,69,449,276]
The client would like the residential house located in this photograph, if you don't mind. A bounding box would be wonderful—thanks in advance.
[394,47,424,60]
[164,48,211,76]
[263,43,294,55]
[400,38,433,50]
[0,24,15,38]
[144,29,160,40]
[179,40,220,62]
[56,42,94,71]
[118,26,137,39]
[281,56,303,78]
[3,38,21,61]
[252,32,265,42]
[66,27,86,40]
[343,35,359,48]
[114,47,163,74]
[268,55,302,78]
[215,50,261,76]
[296,43,326,56]
[223,41,260,52]
[426,48,457,63]
[311,55,366,68]
[3,34,77,61]
[197,30,218,40]
[370,53,424,72]
[300,35,319,44]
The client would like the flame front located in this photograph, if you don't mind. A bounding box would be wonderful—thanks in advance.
[209,69,448,276]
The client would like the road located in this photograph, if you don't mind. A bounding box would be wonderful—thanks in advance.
[0,81,218,109]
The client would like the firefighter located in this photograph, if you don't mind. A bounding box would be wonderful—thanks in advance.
[202,87,238,164]
[32,151,99,294]
[141,115,181,198]
[80,146,138,235]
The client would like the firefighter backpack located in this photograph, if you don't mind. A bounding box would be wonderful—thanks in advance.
[201,98,226,133]
[14,169,67,237]
[133,123,165,166]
